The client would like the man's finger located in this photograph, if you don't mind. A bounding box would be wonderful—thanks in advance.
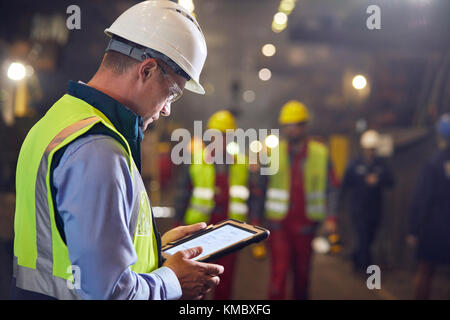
[180,246,203,259]
[205,276,220,289]
[183,222,207,235]
[194,294,205,300]
[198,262,224,276]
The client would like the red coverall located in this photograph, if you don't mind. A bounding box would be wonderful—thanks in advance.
[268,140,339,300]
[208,170,238,300]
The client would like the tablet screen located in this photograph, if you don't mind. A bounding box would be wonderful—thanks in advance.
[164,224,254,261]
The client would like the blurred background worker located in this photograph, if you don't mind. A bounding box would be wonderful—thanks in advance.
[251,100,340,300]
[340,130,394,274]
[407,114,450,299]
[174,110,250,300]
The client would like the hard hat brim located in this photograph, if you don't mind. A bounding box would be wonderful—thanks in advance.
[185,79,205,95]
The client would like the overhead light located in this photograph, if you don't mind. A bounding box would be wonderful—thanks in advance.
[262,43,276,57]
[258,68,272,81]
[272,20,287,33]
[352,75,367,90]
[265,135,279,149]
[279,0,296,14]
[250,140,263,153]
[7,62,26,81]
[226,141,240,155]
[243,90,256,103]
[274,12,288,25]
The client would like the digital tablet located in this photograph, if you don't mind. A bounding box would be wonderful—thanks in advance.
[162,219,270,262]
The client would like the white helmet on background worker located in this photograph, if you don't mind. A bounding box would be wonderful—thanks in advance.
[360,130,380,149]
[105,0,207,94]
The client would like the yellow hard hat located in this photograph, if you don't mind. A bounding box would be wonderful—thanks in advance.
[278,100,309,125]
[207,110,236,132]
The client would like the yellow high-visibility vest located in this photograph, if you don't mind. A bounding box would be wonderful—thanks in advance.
[14,94,158,299]
[265,140,328,221]
[184,153,249,225]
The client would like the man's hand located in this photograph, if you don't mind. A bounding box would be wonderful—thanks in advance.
[163,247,224,300]
[161,222,207,247]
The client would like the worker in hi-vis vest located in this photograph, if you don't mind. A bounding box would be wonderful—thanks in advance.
[250,100,340,300]
[174,110,251,300]
[12,1,224,300]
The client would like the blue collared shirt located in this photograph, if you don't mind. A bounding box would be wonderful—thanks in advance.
[51,81,181,299]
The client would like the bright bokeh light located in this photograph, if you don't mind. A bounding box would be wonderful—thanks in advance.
[262,43,276,57]
[312,237,331,254]
[265,134,279,149]
[250,140,263,153]
[272,20,287,33]
[274,12,288,25]
[352,74,367,90]
[272,1,296,33]
[7,62,26,81]
[226,141,240,155]
[279,0,296,14]
[258,68,272,81]
[243,90,256,103]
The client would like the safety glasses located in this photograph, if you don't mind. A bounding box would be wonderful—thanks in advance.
[157,63,183,104]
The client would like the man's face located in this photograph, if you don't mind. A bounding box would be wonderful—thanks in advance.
[282,122,308,142]
[136,60,187,130]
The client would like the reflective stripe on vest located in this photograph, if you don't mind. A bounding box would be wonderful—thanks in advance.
[14,94,158,299]
[228,158,249,221]
[184,155,249,225]
[192,187,215,200]
[265,140,328,221]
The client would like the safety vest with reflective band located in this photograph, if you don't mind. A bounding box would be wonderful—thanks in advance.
[184,155,249,225]
[13,94,158,299]
[265,140,328,221]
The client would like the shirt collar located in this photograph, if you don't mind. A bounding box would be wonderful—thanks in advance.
[67,80,144,143]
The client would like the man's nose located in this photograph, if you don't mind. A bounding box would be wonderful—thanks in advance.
[160,103,171,117]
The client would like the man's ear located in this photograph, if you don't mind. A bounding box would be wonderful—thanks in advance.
[139,58,158,82]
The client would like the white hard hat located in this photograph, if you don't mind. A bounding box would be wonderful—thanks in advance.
[105,0,207,94]
[360,130,380,149]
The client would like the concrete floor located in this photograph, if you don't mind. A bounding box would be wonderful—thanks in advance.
[224,246,383,300]
[218,244,450,300]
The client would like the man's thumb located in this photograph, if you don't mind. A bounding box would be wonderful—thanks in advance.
[181,246,203,259]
